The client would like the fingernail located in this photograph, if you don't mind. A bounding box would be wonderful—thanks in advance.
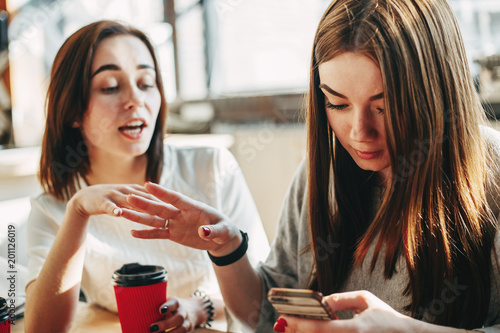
[160,305,168,314]
[277,318,288,327]
[149,324,159,332]
[273,324,285,333]
[202,227,211,237]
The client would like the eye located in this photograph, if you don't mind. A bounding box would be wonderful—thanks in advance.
[101,86,118,93]
[325,102,348,111]
[139,83,155,90]
[376,108,384,115]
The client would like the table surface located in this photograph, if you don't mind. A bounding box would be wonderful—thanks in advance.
[11,302,225,333]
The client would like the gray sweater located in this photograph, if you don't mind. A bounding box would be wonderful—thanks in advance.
[255,126,500,332]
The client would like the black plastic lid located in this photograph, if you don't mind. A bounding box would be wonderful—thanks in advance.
[0,297,9,323]
[112,263,167,287]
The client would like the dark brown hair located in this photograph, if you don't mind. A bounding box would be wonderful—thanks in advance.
[307,0,497,328]
[39,20,167,200]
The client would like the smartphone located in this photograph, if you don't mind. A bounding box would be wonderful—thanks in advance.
[267,288,338,320]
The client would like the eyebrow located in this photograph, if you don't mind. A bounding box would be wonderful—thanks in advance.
[91,64,155,78]
[319,83,384,101]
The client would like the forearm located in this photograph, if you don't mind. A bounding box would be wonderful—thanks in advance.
[25,200,89,333]
[410,317,483,333]
[213,254,263,330]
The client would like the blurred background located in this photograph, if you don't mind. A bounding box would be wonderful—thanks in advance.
[0,0,499,245]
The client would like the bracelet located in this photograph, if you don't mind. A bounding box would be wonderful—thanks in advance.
[207,230,248,266]
[191,290,215,328]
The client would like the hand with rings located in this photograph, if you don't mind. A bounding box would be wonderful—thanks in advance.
[121,182,242,255]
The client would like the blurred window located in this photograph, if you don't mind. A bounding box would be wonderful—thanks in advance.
[3,0,500,147]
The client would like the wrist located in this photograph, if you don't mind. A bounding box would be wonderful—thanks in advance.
[208,230,243,257]
[67,194,90,220]
[208,230,248,266]
[191,290,215,328]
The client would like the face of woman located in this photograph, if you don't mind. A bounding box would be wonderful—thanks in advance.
[319,52,391,182]
[81,35,161,161]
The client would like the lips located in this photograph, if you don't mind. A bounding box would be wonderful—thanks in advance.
[118,119,146,139]
[354,149,382,160]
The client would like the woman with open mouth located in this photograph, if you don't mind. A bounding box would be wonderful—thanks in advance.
[23,20,269,333]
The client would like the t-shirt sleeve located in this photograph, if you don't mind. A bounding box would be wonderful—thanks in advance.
[217,148,270,267]
[26,195,65,288]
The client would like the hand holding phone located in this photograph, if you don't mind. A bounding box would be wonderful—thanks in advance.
[267,288,338,320]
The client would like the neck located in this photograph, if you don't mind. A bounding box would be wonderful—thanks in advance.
[376,166,392,186]
[85,152,148,186]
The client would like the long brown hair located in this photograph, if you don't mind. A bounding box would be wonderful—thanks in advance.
[39,20,167,200]
[307,0,498,328]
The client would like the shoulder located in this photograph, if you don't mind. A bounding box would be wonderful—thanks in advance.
[29,192,67,227]
[30,192,66,213]
[481,125,500,217]
[481,125,500,178]
[160,144,241,191]
[287,157,308,199]
[481,125,500,156]
[163,144,236,168]
[279,157,309,222]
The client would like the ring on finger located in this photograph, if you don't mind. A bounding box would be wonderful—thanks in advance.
[163,219,169,229]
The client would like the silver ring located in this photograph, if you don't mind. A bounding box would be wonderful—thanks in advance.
[163,219,169,229]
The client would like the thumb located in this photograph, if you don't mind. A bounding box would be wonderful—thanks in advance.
[324,291,371,313]
[198,223,237,245]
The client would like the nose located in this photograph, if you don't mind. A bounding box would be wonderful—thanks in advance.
[123,84,145,111]
[350,107,378,142]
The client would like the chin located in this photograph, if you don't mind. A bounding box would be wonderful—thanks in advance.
[119,142,151,156]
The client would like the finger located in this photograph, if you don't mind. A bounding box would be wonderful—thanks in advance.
[99,187,158,213]
[159,297,180,315]
[131,228,171,239]
[150,312,185,333]
[126,193,181,219]
[150,298,183,332]
[167,319,194,333]
[280,315,354,333]
[145,182,195,208]
[120,184,164,203]
[120,208,168,228]
[323,291,370,313]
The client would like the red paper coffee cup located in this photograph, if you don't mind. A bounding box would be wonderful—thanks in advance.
[112,263,167,333]
[0,298,10,333]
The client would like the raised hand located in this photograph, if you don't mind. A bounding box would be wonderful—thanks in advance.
[68,184,160,219]
[121,182,242,256]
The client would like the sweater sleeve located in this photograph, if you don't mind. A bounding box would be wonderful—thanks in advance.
[473,126,500,332]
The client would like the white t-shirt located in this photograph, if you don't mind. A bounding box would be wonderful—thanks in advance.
[26,145,270,313]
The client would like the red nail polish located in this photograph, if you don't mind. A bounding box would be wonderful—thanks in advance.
[202,227,211,237]
[276,318,288,327]
[273,324,285,333]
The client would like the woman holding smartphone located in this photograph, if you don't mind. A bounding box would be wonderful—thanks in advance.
[24,20,269,333]
[122,0,500,332]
